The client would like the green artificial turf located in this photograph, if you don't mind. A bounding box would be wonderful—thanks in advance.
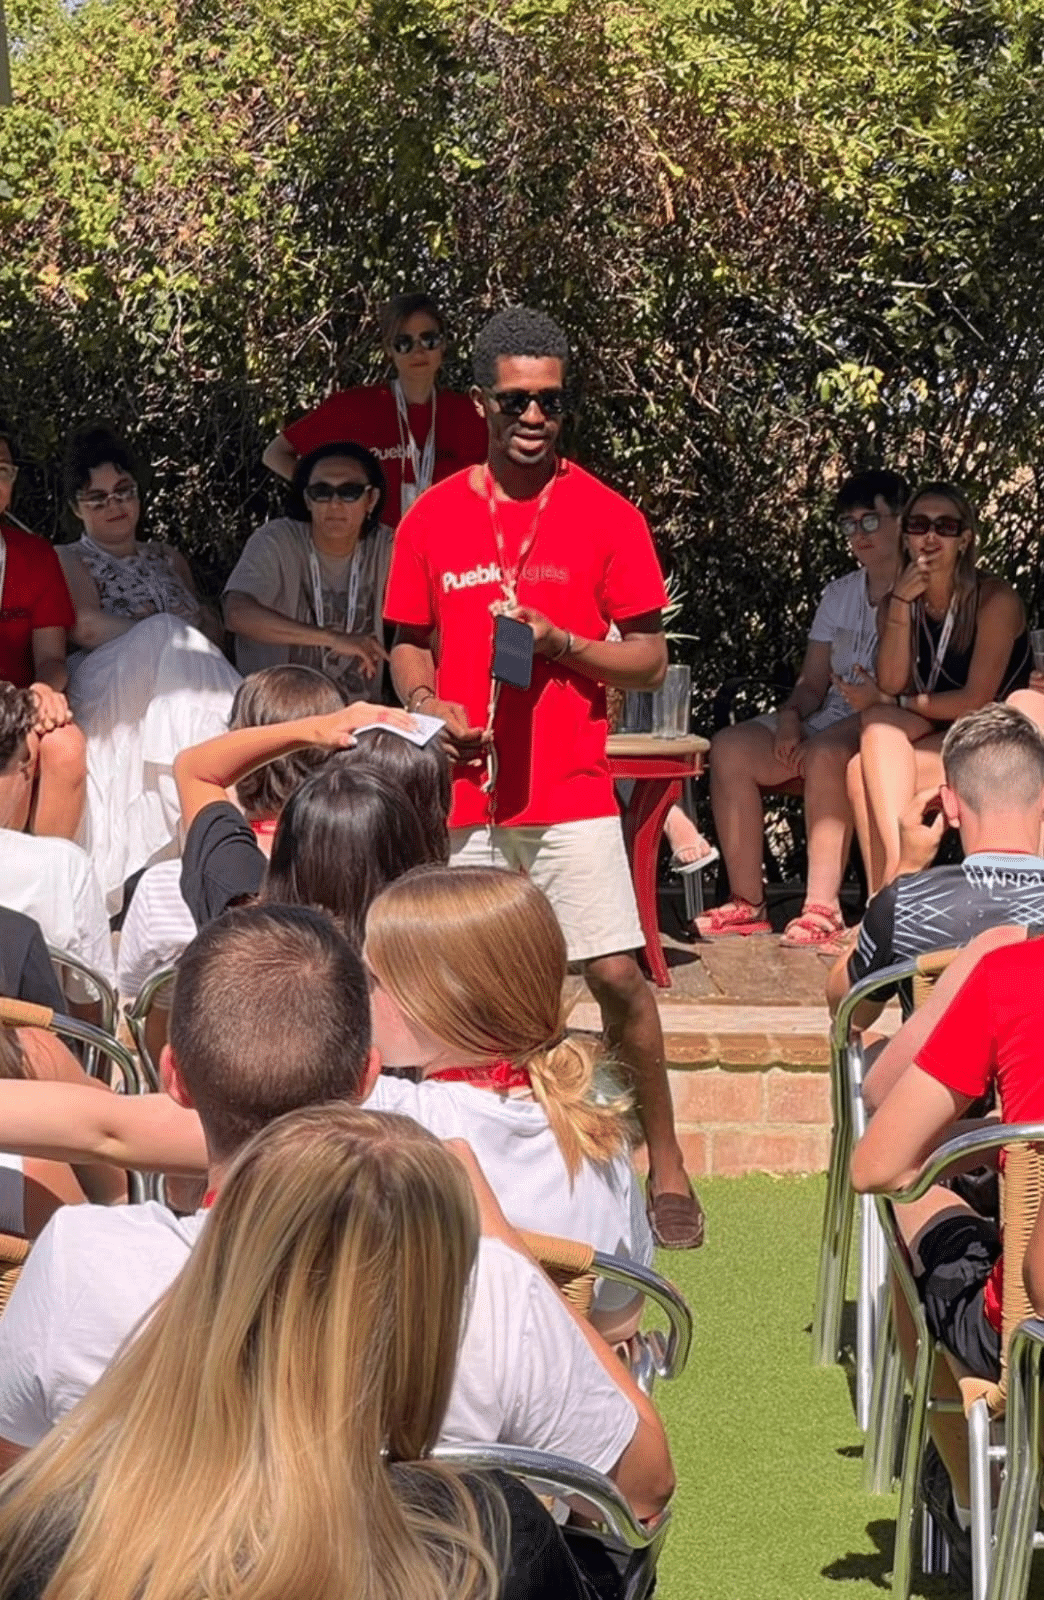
[646,1173,1043,1600]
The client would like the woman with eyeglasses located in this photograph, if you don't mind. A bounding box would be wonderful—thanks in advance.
[262,293,487,527]
[846,481,1031,890]
[57,424,241,906]
[224,442,393,700]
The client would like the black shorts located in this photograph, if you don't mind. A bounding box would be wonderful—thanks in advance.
[915,1212,1002,1382]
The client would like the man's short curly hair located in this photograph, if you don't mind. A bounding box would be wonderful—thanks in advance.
[0,683,35,770]
[472,307,570,389]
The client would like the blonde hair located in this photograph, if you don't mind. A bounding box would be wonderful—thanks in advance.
[902,480,981,654]
[365,865,633,1176]
[0,1106,503,1600]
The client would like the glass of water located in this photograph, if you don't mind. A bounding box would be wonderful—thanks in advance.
[652,664,692,737]
[1031,629,1044,673]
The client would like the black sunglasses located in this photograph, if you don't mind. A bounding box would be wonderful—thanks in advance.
[487,388,567,418]
[304,481,372,504]
[391,330,444,355]
[903,513,964,538]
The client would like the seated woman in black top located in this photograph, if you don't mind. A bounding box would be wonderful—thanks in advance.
[0,1104,590,1600]
[844,482,1030,890]
[174,702,443,944]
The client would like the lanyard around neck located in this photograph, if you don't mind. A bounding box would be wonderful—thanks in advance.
[915,595,958,694]
[483,466,557,608]
[427,1059,532,1090]
[393,380,437,493]
[308,544,361,634]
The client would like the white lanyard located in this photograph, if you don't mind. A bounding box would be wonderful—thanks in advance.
[309,545,361,634]
[915,595,958,694]
[393,380,437,512]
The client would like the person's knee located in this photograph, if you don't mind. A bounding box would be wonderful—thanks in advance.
[859,703,903,736]
[585,951,648,1010]
[39,722,87,781]
[1007,688,1044,732]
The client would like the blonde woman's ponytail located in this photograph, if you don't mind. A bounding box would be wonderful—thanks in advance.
[526,1033,633,1178]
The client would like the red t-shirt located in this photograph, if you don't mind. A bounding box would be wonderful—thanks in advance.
[384,461,668,830]
[0,521,76,687]
[916,937,1044,1331]
[283,384,487,527]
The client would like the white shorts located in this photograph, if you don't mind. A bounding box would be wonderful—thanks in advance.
[450,817,644,965]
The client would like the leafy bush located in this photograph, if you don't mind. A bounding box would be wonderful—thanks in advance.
[3,0,1043,738]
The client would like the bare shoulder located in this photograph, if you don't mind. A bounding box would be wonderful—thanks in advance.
[977,573,1025,618]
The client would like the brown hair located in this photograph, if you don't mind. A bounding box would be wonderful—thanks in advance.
[942,704,1044,813]
[336,729,451,862]
[169,904,371,1162]
[379,292,445,347]
[902,480,981,655]
[0,1105,502,1600]
[365,866,632,1176]
[230,666,348,821]
[0,682,35,771]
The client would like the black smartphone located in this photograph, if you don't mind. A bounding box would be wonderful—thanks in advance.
[491,614,535,691]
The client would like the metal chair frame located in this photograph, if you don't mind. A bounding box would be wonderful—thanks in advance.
[123,963,177,1094]
[590,1250,693,1390]
[46,944,117,1034]
[880,1121,1044,1600]
[812,957,920,1394]
[433,1442,672,1600]
[987,1316,1044,1600]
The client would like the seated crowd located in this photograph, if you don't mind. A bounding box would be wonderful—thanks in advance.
[3,284,1044,1596]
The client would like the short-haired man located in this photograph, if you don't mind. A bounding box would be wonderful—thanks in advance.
[384,305,701,1247]
[852,920,1044,1545]
[0,682,112,987]
[0,904,673,1519]
[828,703,1044,1034]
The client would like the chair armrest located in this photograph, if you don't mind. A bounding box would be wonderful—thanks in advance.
[589,1252,693,1380]
[431,1442,670,1549]
[830,956,921,1055]
[884,1123,1044,1204]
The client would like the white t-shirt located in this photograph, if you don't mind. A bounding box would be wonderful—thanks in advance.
[367,1076,652,1309]
[116,859,196,1000]
[0,1206,637,1475]
[804,568,881,732]
[0,830,114,986]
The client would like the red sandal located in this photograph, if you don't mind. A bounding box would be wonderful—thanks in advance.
[694,898,771,939]
[779,903,846,951]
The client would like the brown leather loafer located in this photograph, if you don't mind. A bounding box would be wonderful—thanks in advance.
[647,1187,706,1250]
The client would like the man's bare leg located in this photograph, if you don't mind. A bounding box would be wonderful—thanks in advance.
[585,950,704,1248]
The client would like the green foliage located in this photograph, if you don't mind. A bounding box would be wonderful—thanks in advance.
[1,0,1043,699]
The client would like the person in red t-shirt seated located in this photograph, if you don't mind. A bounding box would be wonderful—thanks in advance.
[852,922,1044,1541]
[384,304,703,1250]
[262,292,487,527]
[0,423,86,840]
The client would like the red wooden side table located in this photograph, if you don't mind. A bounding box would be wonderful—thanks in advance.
[606,732,710,989]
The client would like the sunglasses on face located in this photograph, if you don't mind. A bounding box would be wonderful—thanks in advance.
[904,513,964,538]
[487,388,567,419]
[304,481,372,504]
[839,512,886,537]
[391,330,444,355]
[76,485,138,510]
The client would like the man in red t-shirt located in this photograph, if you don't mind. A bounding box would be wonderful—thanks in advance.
[852,923,1044,1520]
[384,306,703,1248]
[0,430,86,839]
[262,293,487,527]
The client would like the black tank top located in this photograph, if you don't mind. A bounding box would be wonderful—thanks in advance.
[913,582,1030,712]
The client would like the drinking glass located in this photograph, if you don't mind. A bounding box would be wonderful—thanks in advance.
[652,664,692,737]
[1031,629,1044,674]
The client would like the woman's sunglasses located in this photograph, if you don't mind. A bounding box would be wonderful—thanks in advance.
[903,513,965,538]
[304,481,372,504]
[391,331,445,355]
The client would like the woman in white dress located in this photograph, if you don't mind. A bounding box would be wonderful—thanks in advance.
[58,426,240,907]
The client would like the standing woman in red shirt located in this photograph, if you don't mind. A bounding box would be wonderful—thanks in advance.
[262,293,487,527]
[0,424,86,840]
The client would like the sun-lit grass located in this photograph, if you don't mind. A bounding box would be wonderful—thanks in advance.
[647,1174,1040,1600]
